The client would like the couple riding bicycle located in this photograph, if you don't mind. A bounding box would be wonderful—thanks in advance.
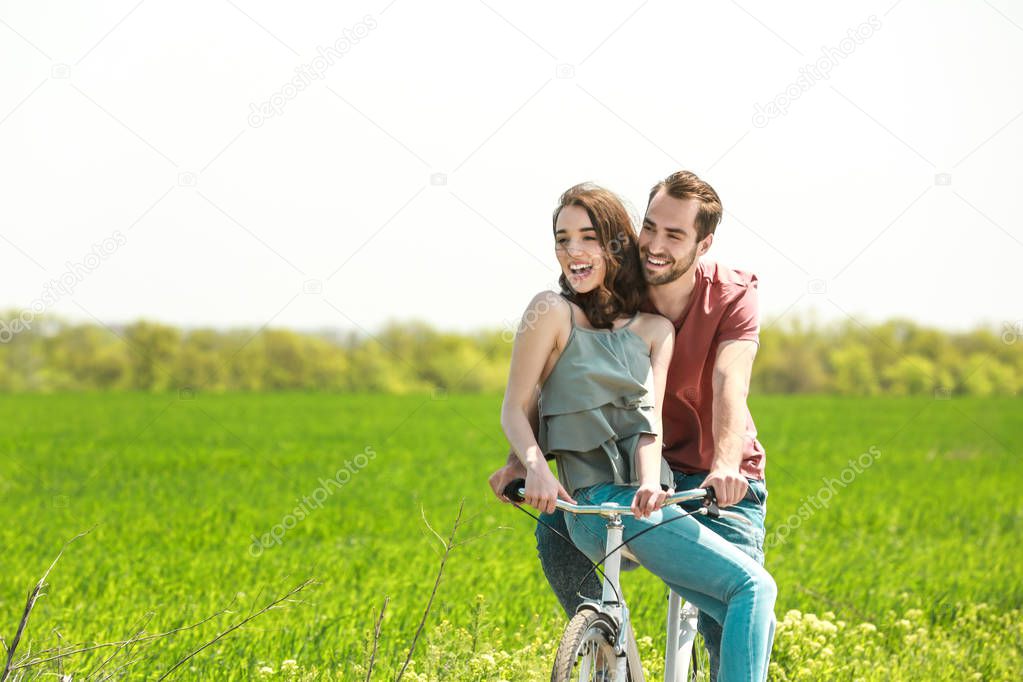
[489,172,776,681]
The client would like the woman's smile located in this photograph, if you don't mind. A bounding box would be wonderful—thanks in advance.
[566,260,596,285]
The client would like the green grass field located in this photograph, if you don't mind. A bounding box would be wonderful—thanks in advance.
[1,393,1020,680]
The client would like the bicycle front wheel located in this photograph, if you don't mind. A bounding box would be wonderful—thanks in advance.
[552,610,629,682]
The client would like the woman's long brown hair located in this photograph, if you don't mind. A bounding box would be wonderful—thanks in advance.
[553,183,646,329]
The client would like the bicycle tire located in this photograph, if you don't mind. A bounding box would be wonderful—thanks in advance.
[551,609,631,682]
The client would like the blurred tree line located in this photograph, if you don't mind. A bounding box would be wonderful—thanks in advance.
[0,311,1019,396]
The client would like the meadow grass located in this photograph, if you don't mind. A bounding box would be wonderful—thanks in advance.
[0,393,1019,680]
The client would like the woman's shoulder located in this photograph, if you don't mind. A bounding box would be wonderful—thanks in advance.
[518,290,572,331]
[631,312,675,342]
[522,290,570,314]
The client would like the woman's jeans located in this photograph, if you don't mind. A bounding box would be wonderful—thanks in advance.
[539,476,776,682]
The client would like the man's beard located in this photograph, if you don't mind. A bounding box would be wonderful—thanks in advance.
[642,243,698,285]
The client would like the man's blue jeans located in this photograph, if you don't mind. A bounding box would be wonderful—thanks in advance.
[535,473,771,682]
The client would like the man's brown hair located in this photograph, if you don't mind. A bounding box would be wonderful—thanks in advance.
[647,171,723,241]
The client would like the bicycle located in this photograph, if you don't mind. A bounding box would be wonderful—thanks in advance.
[503,479,752,682]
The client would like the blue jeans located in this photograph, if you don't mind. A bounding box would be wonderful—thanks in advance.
[535,473,773,682]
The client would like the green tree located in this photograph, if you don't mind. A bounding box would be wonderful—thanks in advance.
[175,329,226,391]
[346,340,427,393]
[124,321,180,391]
[262,329,309,390]
[305,335,349,390]
[827,343,879,396]
[961,353,1018,396]
[223,331,266,391]
[881,354,937,396]
[45,324,129,389]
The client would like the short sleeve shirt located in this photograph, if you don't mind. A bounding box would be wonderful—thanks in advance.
[641,260,766,479]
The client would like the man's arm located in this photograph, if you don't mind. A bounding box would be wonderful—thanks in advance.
[702,339,758,506]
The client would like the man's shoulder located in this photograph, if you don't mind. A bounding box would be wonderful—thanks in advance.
[698,260,758,298]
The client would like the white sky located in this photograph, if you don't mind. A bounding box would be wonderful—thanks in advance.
[1,0,1021,338]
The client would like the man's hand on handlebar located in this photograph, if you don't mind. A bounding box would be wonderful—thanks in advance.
[700,468,749,507]
[488,455,527,503]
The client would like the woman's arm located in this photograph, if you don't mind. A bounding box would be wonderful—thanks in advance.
[500,292,575,512]
[487,383,539,502]
[632,316,675,518]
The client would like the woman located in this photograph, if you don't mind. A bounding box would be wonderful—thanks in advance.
[500,183,776,682]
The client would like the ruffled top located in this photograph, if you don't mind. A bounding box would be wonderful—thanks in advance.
[538,298,673,495]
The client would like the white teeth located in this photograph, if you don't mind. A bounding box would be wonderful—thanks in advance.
[647,257,669,265]
[570,263,592,272]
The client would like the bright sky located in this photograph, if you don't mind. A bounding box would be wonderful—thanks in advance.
[2,1,1021,338]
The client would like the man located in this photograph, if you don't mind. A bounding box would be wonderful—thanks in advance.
[489,170,770,680]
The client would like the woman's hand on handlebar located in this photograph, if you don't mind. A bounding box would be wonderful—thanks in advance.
[631,482,668,519]
[524,465,575,514]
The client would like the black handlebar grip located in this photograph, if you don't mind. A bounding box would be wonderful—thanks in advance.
[503,478,526,503]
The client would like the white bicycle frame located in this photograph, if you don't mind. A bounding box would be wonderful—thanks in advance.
[664,591,700,682]
[517,487,751,682]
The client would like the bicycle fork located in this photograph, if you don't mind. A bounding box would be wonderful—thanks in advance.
[596,515,703,682]
[665,591,700,682]
[595,513,646,682]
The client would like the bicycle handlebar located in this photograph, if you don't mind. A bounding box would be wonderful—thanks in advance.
[501,478,753,525]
